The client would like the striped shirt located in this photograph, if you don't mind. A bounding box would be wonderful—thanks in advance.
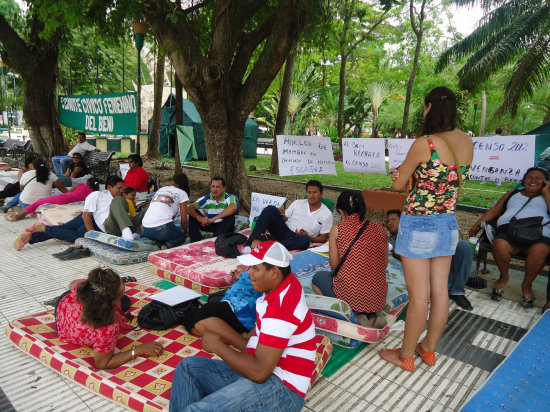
[246,273,317,397]
[194,192,237,220]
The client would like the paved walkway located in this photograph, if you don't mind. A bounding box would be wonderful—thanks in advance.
[0,170,543,411]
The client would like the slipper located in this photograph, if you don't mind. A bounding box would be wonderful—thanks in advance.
[491,288,504,302]
[13,231,31,251]
[521,295,536,308]
[415,343,436,366]
[5,212,18,222]
[121,276,137,283]
[378,348,414,372]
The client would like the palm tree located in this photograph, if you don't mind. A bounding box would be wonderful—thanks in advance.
[436,0,550,117]
[366,82,391,137]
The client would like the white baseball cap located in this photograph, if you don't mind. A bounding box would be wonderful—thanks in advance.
[237,241,292,267]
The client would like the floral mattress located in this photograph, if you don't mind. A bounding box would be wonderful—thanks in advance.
[36,201,85,225]
[5,283,333,411]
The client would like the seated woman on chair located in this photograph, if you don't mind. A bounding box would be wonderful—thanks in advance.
[46,267,163,370]
[312,191,388,327]
[469,166,550,307]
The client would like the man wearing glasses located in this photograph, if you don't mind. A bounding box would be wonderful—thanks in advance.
[52,131,99,176]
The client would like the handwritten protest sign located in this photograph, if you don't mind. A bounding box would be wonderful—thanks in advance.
[249,192,287,225]
[342,138,386,173]
[470,135,535,182]
[387,138,414,170]
[119,163,130,179]
[277,135,337,176]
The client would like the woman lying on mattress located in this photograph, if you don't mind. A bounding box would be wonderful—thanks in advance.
[181,233,275,350]
[46,267,163,369]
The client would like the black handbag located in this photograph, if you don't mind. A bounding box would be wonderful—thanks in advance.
[137,299,201,330]
[215,232,247,258]
[507,196,549,244]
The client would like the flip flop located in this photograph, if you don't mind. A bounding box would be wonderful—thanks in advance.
[121,276,137,283]
[491,288,504,302]
[415,343,436,366]
[521,295,536,308]
[378,348,414,372]
[13,231,32,251]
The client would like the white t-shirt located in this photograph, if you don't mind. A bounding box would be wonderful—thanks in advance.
[285,199,333,237]
[82,190,114,232]
[19,170,58,205]
[142,186,189,228]
[68,141,96,156]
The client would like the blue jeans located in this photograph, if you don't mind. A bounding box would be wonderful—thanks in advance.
[448,240,474,295]
[169,357,304,412]
[6,192,21,208]
[247,205,310,251]
[312,270,337,298]
[52,156,73,176]
[30,214,99,244]
[142,222,187,248]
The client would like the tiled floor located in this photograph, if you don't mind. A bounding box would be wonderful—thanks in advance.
[0,170,544,411]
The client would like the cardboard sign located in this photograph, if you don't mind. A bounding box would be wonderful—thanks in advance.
[387,138,414,170]
[277,135,337,176]
[119,163,130,179]
[342,138,386,173]
[470,135,535,183]
[249,192,286,225]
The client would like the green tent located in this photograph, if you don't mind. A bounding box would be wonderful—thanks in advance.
[528,121,550,164]
[148,94,258,160]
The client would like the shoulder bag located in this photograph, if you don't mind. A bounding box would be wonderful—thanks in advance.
[507,195,549,244]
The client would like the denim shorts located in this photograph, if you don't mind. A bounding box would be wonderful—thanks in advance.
[395,213,459,259]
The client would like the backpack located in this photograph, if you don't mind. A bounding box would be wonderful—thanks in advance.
[215,232,247,258]
[137,298,200,330]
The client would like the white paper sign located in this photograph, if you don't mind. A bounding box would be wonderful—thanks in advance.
[119,163,130,179]
[277,135,337,176]
[342,138,386,173]
[150,286,201,306]
[387,138,414,170]
[470,135,535,183]
[249,192,286,225]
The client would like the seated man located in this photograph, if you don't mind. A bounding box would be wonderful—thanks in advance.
[246,180,332,251]
[169,241,316,411]
[13,176,124,251]
[385,209,474,311]
[51,131,99,176]
[188,177,237,242]
[103,192,147,241]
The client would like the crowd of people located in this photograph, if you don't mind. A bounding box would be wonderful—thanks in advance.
[3,86,550,409]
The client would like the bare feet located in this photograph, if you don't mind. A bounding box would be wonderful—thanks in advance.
[13,231,32,251]
[492,278,507,291]
[521,281,535,299]
[31,223,46,233]
[378,348,414,372]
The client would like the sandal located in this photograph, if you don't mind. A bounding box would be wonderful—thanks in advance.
[491,288,504,302]
[121,276,137,283]
[378,348,414,372]
[521,295,536,308]
[415,343,436,366]
[13,231,32,251]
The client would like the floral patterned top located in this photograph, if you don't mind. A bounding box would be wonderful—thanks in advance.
[56,280,127,353]
[403,136,470,216]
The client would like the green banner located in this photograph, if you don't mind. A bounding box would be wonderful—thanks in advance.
[58,92,137,135]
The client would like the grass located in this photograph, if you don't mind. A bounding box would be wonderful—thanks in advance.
[178,155,512,209]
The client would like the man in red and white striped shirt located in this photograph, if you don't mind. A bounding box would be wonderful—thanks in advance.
[169,241,317,411]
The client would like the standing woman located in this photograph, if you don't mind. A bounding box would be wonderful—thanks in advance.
[379,86,473,371]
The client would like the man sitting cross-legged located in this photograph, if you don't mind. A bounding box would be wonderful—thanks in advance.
[169,241,317,412]
[13,176,124,251]
[188,177,238,242]
[244,180,333,252]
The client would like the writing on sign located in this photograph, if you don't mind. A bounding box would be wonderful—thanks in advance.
[387,138,414,170]
[342,138,386,174]
[277,135,337,176]
[249,192,286,225]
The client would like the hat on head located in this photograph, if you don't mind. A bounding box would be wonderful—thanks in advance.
[237,241,292,267]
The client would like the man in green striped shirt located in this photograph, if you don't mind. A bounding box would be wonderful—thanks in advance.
[188,177,238,242]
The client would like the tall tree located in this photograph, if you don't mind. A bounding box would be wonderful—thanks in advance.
[437,0,550,117]
[146,44,164,160]
[141,0,323,209]
[400,0,427,138]
[366,81,391,137]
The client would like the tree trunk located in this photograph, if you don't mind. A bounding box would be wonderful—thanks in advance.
[174,75,183,175]
[270,44,297,174]
[337,52,347,152]
[146,47,165,160]
[480,89,487,136]
[400,0,426,138]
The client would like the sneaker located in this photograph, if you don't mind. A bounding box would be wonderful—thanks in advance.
[58,247,90,260]
[449,294,473,311]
